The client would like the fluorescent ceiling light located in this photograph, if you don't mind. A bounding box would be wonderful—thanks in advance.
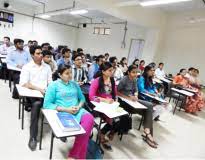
[39,15,51,19]
[140,0,192,7]
[70,9,88,15]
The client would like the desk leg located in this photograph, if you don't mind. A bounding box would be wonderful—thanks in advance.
[39,113,44,150]
[49,132,55,160]
[21,98,25,130]
[179,96,187,112]
[173,94,180,115]
[96,118,103,144]
[18,97,21,119]
[9,70,11,92]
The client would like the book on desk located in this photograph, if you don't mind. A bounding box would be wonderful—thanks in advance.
[91,101,128,118]
[56,112,81,132]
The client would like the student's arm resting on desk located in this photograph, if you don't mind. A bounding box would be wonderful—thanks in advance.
[20,66,45,94]
[117,79,138,101]
[89,78,114,103]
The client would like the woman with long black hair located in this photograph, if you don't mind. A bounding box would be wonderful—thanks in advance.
[89,62,119,151]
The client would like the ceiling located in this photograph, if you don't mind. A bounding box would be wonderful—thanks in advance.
[0,0,123,25]
[115,0,205,12]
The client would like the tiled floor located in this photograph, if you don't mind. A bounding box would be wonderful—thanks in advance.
[0,79,205,159]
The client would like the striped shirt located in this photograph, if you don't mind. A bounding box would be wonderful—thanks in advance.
[72,65,88,84]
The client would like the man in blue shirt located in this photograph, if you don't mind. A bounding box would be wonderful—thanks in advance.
[57,48,72,67]
[88,55,105,81]
[6,38,31,98]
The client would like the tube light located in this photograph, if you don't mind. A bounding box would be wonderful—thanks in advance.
[39,15,51,19]
[140,0,192,7]
[70,9,88,15]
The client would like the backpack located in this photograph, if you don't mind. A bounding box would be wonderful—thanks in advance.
[86,139,104,159]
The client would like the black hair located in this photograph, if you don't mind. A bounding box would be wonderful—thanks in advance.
[120,57,127,67]
[179,68,186,73]
[148,62,156,68]
[159,62,164,66]
[48,46,53,51]
[96,55,104,62]
[58,64,71,75]
[72,54,81,61]
[188,67,195,72]
[62,48,71,55]
[140,60,145,65]
[4,36,10,41]
[97,62,116,100]
[28,40,33,43]
[41,43,50,48]
[29,45,42,55]
[105,53,109,56]
[77,48,83,53]
[132,59,139,65]
[195,68,199,74]
[142,65,154,88]
[109,56,117,63]
[125,65,138,75]
[42,50,52,57]
[14,39,24,45]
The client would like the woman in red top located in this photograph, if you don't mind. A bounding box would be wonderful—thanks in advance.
[173,69,204,115]
[139,60,145,72]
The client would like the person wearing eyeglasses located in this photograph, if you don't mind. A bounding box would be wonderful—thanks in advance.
[72,54,88,86]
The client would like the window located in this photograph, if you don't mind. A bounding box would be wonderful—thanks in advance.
[93,27,111,35]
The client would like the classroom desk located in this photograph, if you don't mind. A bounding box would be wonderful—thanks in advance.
[158,77,172,84]
[39,109,85,160]
[171,88,194,114]
[118,96,147,131]
[16,85,43,130]
[7,65,21,92]
[153,78,163,84]
[141,92,168,104]
[91,101,128,144]
[0,54,7,58]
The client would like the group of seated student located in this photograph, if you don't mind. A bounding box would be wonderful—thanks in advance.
[1,36,205,159]
[173,67,205,115]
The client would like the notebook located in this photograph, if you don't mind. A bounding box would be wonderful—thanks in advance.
[56,112,81,132]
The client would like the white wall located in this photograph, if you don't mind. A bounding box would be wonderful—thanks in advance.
[159,10,205,83]
[0,13,78,48]
[76,23,146,59]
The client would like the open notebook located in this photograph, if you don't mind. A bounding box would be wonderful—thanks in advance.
[91,101,128,118]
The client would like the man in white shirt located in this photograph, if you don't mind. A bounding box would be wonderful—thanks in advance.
[6,39,32,99]
[0,36,11,55]
[109,56,124,81]
[23,40,33,53]
[20,45,52,151]
[155,62,166,78]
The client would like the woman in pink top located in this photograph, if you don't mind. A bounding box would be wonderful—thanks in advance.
[89,62,117,151]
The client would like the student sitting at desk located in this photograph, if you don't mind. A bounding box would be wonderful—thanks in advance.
[72,54,88,85]
[57,48,72,67]
[173,69,204,115]
[6,38,32,98]
[88,54,105,81]
[42,50,57,73]
[117,65,157,148]
[119,57,128,74]
[109,56,123,81]
[0,36,12,55]
[155,62,166,78]
[43,64,94,159]
[139,60,145,72]
[89,62,123,151]
[19,45,52,151]
[137,65,172,120]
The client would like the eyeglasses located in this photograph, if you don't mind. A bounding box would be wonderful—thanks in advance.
[75,58,82,61]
